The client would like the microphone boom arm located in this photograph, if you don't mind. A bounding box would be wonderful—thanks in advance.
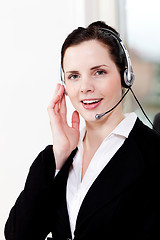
[95,88,130,120]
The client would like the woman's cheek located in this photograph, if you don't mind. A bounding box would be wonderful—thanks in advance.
[66,89,77,107]
[66,85,78,100]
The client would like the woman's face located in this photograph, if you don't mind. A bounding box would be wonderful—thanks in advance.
[63,40,123,122]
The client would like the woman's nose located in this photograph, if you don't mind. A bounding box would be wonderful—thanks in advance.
[80,77,94,94]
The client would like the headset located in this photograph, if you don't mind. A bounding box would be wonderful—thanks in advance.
[60,27,135,88]
[98,28,135,88]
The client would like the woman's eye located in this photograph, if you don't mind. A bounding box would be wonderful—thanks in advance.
[96,70,106,76]
[68,74,79,80]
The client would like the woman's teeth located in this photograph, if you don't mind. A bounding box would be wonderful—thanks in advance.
[82,99,102,105]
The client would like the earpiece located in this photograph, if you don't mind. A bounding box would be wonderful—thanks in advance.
[98,28,135,88]
[60,65,68,95]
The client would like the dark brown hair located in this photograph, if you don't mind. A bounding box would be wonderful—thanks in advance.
[61,21,126,73]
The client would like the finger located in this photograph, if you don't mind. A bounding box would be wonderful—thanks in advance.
[48,84,64,114]
[53,94,60,114]
[47,94,60,118]
[54,83,61,95]
[60,94,67,122]
[72,111,80,131]
[53,85,65,113]
[48,94,60,109]
[57,84,65,99]
[48,84,65,119]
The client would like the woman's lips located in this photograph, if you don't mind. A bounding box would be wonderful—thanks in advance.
[81,98,102,110]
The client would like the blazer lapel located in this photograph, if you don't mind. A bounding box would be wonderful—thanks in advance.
[75,132,144,232]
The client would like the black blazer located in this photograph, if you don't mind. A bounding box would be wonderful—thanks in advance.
[5,118,160,240]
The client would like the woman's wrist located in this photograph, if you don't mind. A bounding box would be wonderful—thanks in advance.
[52,147,70,170]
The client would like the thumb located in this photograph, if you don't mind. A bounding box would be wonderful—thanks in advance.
[72,111,80,131]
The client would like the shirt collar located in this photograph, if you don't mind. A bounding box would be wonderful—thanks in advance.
[112,112,137,138]
[77,112,137,148]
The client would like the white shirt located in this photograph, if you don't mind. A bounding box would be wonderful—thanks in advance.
[66,112,137,239]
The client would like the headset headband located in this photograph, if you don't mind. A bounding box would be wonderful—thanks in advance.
[60,27,135,88]
[98,28,135,88]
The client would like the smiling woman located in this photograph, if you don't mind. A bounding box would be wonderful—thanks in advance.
[63,40,123,122]
[5,21,160,240]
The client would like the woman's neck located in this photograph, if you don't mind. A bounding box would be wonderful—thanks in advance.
[81,110,125,181]
[84,110,125,150]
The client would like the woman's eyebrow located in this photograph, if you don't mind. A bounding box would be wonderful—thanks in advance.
[65,70,79,74]
[65,64,109,74]
[90,64,109,70]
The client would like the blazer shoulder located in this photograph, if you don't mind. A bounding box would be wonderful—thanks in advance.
[130,118,160,167]
[132,118,160,144]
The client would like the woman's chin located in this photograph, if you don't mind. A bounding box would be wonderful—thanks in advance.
[80,112,100,123]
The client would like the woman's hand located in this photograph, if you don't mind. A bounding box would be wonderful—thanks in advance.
[47,84,80,169]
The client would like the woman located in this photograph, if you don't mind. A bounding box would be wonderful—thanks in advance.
[5,21,160,240]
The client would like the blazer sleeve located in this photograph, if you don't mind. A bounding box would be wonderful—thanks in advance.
[4,145,56,240]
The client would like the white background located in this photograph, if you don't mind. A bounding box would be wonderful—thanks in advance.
[126,0,160,61]
[0,1,85,239]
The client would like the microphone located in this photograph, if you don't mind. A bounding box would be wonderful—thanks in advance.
[95,89,130,120]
